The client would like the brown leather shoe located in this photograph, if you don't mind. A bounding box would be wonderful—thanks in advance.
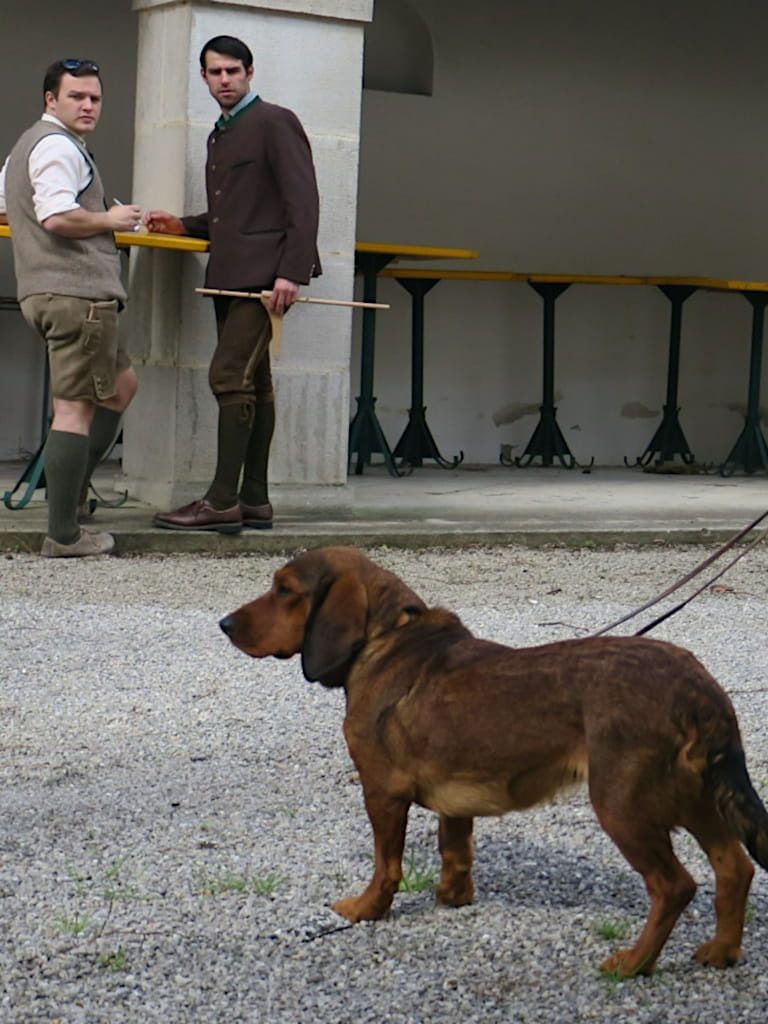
[153,498,243,534]
[240,500,274,530]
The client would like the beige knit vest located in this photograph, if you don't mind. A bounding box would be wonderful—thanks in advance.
[5,120,126,304]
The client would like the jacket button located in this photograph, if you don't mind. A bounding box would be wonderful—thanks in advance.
[212,216,220,224]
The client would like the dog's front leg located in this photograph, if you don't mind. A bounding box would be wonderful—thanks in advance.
[332,791,410,923]
[436,815,475,907]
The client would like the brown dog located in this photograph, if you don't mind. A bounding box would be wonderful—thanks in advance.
[220,545,768,977]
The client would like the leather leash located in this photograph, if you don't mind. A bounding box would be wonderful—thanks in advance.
[591,507,768,637]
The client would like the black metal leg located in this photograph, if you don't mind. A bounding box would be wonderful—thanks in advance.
[348,253,406,477]
[627,284,697,467]
[504,281,586,468]
[391,277,463,469]
[3,335,49,511]
[720,292,768,476]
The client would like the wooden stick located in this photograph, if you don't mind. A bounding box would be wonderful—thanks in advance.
[196,287,390,359]
[195,287,390,310]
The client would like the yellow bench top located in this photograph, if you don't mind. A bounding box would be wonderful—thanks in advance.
[0,223,209,252]
[355,241,479,261]
[4,225,766,292]
[379,266,768,293]
[113,230,208,252]
[2,228,480,263]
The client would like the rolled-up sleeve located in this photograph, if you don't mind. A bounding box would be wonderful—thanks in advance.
[28,135,91,223]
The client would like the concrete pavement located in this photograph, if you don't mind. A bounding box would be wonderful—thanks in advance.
[2,460,768,554]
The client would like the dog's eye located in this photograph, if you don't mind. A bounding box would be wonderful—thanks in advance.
[276,584,293,598]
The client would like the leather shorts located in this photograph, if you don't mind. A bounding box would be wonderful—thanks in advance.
[20,293,130,402]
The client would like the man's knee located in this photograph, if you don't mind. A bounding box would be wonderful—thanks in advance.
[116,366,138,409]
[51,398,95,435]
[101,366,138,413]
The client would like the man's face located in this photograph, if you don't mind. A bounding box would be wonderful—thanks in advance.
[45,73,102,135]
[202,51,253,110]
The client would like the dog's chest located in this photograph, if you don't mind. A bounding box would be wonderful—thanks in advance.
[418,777,517,818]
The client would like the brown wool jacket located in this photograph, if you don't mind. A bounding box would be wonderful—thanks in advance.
[182,97,321,289]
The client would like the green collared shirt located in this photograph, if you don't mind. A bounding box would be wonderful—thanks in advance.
[214,92,261,131]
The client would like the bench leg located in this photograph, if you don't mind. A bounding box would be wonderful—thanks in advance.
[348,254,406,477]
[3,438,47,510]
[394,408,463,468]
[392,277,462,469]
[720,293,768,476]
[3,353,50,510]
[627,285,697,467]
[506,281,589,468]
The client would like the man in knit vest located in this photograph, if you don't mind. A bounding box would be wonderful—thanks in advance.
[144,34,321,534]
[1,59,142,556]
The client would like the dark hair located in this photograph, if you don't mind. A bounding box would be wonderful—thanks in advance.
[199,35,253,72]
[43,59,101,98]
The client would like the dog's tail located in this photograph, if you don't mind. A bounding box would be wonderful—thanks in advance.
[711,741,768,870]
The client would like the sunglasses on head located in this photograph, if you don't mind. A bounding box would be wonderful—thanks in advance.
[61,59,100,74]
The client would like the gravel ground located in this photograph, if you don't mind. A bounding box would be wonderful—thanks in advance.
[2,543,768,1023]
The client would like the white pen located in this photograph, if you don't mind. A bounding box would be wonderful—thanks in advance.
[113,197,140,231]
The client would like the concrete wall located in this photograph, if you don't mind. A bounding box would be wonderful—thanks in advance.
[354,0,768,466]
[3,0,768,469]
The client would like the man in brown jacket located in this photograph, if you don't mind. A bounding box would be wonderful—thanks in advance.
[145,34,321,532]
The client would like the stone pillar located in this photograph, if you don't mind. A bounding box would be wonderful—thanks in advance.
[124,0,373,508]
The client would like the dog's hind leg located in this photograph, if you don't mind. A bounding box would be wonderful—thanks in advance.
[436,815,475,907]
[332,793,410,923]
[683,806,754,968]
[591,800,696,976]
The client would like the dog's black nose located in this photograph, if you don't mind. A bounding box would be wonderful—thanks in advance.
[219,615,235,637]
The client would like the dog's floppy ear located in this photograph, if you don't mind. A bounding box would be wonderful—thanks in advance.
[301,571,368,685]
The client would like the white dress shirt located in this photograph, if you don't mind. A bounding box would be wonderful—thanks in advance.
[0,113,92,222]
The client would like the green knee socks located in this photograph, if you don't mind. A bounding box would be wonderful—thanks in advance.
[205,403,256,510]
[205,401,276,510]
[240,402,275,507]
[79,406,123,504]
[43,430,90,544]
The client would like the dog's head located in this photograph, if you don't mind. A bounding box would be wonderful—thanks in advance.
[220,546,426,686]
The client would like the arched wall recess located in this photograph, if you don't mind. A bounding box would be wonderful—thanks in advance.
[363,0,434,96]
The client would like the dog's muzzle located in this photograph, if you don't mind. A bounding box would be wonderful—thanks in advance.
[219,615,236,637]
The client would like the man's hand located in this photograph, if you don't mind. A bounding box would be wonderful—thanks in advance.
[269,277,299,315]
[143,210,186,235]
[106,203,142,231]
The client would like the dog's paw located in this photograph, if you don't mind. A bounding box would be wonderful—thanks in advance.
[600,949,655,978]
[332,895,386,923]
[436,879,474,907]
[332,896,364,922]
[694,940,741,969]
